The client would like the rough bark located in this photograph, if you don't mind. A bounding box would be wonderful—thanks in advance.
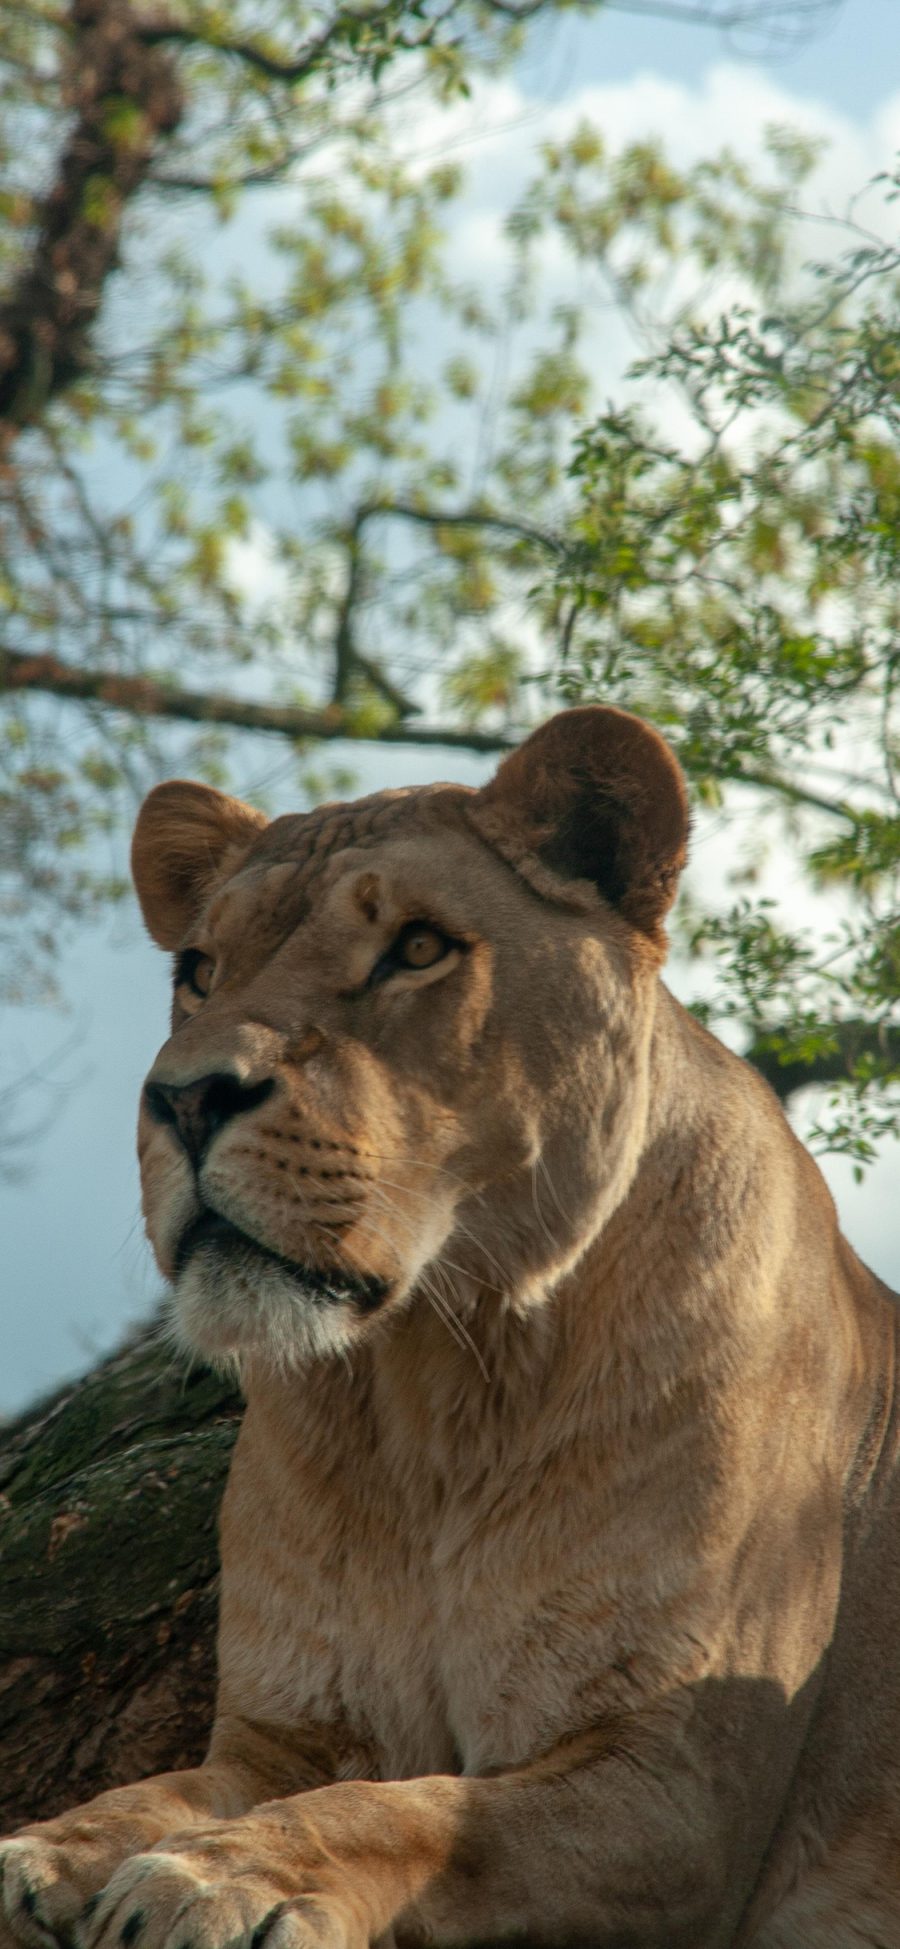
[0,1327,240,1832]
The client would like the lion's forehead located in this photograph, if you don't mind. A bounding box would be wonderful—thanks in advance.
[247,784,463,880]
[204,784,467,948]
[253,790,416,872]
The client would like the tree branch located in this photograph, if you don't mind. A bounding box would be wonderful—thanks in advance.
[332,520,365,708]
[138,0,498,89]
[135,0,841,87]
[137,0,554,88]
[1,647,871,808]
[0,648,516,752]
[148,156,302,196]
[358,498,563,554]
[137,9,368,86]
[719,763,857,825]
[352,651,422,718]
[0,0,182,442]
[745,1021,900,1102]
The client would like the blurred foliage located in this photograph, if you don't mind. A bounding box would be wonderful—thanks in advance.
[537,132,900,1168]
[2,0,898,1166]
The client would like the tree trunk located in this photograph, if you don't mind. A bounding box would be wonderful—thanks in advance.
[0,0,182,444]
[0,1328,240,1832]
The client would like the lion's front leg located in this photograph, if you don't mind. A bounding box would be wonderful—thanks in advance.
[76,1752,737,1949]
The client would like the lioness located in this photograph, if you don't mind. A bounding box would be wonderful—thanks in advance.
[3,705,900,1949]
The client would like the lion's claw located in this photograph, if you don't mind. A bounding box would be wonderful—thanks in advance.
[78,1853,251,1949]
[77,1856,356,1949]
[0,1837,80,1949]
[1,1825,360,1949]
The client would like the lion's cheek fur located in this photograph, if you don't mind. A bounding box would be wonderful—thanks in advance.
[484,956,658,1303]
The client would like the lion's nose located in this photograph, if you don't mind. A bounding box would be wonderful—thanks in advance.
[143,1071,275,1165]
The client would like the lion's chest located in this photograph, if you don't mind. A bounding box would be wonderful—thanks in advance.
[325,1527,573,1779]
[217,1392,614,1782]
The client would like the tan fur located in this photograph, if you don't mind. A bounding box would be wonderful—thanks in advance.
[3,705,900,1949]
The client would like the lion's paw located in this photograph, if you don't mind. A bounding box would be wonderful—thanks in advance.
[0,1834,100,1949]
[259,1898,360,1949]
[80,1854,358,1949]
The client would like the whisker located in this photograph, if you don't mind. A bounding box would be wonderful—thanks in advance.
[419,1267,491,1383]
[353,1150,475,1193]
[362,1183,506,1296]
[536,1152,575,1231]
[364,1173,509,1287]
[530,1158,559,1254]
[353,1191,499,1375]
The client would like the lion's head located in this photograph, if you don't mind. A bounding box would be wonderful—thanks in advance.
[132,706,689,1371]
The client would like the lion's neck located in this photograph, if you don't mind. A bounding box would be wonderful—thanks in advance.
[363,982,844,1478]
[245,984,875,1544]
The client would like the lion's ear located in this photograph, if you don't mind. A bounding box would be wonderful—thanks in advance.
[131,781,268,949]
[474,706,689,944]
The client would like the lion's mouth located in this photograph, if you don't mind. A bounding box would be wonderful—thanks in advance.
[174,1207,388,1313]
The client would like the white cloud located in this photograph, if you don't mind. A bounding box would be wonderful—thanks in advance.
[224,522,292,609]
[398,57,898,291]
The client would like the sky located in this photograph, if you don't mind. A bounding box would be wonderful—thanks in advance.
[3,0,900,1416]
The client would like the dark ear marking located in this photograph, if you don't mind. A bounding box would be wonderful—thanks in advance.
[473,705,690,948]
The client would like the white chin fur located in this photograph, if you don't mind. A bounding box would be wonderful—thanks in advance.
[170,1248,358,1372]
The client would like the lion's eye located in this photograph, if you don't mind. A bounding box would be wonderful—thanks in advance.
[176,948,215,998]
[368,921,455,987]
[395,923,448,970]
